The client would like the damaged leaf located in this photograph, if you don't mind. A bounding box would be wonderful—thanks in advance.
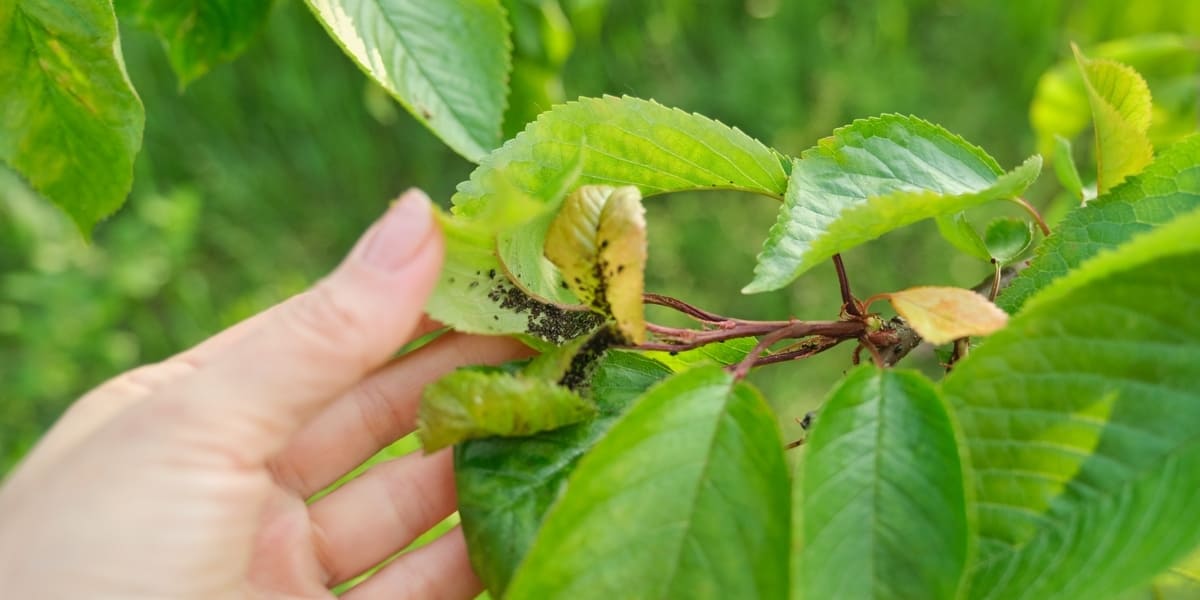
[870,286,1008,345]
[544,185,648,343]
[417,369,597,452]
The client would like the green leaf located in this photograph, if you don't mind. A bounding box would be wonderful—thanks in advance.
[643,337,758,371]
[544,185,647,342]
[0,0,145,234]
[506,365,790,599]
[1072,43,1154,194]
[945,207,1200,600]
[417,369,596,452]
[745,115,1041,293]
[983,217,1034,264]
[1031,34,1199,158]
[425,210,603,342]
[304,0,510,162]
[455,351,673,596]
[998,134,1200,314]
[115,0,273,86]
[1053,135,1086,202]
[454,95,790,303]
[797,366,969,600]
[936,212,993,261]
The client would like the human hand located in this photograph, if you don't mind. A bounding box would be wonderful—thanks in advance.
[0,190,527,599]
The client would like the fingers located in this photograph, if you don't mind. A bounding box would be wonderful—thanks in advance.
[166,190,444,464]
[269,332,531,497]
[308,451,457,585]
[340,527,481,600]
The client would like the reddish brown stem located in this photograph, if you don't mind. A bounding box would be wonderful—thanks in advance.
[642,293,729,323]
[833,254,861,317]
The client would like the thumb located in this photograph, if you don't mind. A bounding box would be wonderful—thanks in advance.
[167,189,444,463]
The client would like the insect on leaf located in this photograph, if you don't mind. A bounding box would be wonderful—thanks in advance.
[872,286,1008,345]
[417,369,597,452]
[1073,43,1154,194]
[544,185,648,343]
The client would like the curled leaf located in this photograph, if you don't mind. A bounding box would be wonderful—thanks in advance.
[872,286,1009,345]
[983,217,1034,264]
[1072,43,1154,194]
[544,185,648,343]
[417,370,597,452]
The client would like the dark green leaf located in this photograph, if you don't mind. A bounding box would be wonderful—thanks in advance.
[116,0,273,86]
[417,369,596,452]
[746,114,1041,293]
[946,207,1200,600]
[506,365,790,599]
[455,351,673,596]
[997,134,1200,314]
[797,366,969,600]
[0,0,145,234]
[304,0,510,162]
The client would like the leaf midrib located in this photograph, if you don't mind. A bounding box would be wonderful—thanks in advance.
[371,0,496,153]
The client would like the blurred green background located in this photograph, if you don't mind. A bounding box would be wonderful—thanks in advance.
[2,0,1197,473]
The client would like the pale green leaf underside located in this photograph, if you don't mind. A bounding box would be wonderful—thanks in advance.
[0,0,145,234]
[998,134,1200,315]
[116,0,273,86]
[454,95,790,304]
[304,0,509,162]
[455,352,673,596]
[745,114,1041,293]
[945,208,1200,600]
[417,369,595,452]
[506,365,790,599]
[1031,34,1199,158]
[798,366,968,600]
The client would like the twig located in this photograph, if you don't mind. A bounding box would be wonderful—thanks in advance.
[642,293,729,323]
[988,260,1003,301]
[833,254,861,316]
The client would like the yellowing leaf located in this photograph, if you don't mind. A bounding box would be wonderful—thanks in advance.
[417,369,597,452]
[1073,43,1154,194]
[874,286,1008,345]
[544,185,648,343]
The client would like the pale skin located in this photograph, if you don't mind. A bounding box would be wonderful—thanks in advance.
[0,190,526,599]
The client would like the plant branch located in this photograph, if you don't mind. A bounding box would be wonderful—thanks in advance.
[833,254,861,316]
[642,293,729,323]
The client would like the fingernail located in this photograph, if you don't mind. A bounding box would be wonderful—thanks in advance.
[361,189,434,271]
